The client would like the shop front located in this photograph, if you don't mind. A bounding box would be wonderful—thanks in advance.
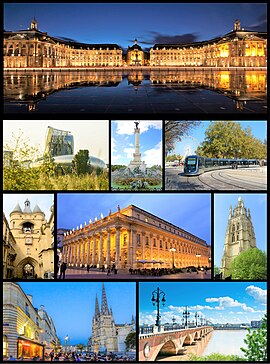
[17,337,44,360]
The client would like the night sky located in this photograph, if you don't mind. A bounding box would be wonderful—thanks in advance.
[4,3,267,49]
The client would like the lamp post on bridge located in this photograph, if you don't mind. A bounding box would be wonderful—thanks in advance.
[152,287,166,332]
[183,306,190,328]
[200,316,204,326]
[195,312,199,327]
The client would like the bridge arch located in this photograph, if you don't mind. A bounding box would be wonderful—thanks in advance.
[183,334,193,346]
[156,339,177,360]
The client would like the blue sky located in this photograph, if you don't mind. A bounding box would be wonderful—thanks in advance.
[139,282,267,325]
[19,282,135,345]
[3,194,54,221]
[57,193,211,244]
[167,121,267,157]
[111,120,162,167]
[214,194,267,267]
[4,3,267,49]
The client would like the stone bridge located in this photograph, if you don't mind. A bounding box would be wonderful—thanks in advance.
[139,326,213,361]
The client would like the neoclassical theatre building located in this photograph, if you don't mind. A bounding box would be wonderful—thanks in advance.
[4,19,267,68]
[61,205,210,270]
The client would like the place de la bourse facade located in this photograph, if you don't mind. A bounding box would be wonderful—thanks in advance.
[62,205,210,270]
[4,19,267,68]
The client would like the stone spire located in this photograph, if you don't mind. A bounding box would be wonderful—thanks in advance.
[101,284,110,315]
[94,294,100,317]
[12,202,22,213]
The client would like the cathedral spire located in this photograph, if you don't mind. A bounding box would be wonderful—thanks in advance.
[94,294,100,317]
[101,284,110,315]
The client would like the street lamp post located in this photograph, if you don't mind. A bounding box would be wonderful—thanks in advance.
[195,312,199,327]
[183,306,190,328]
[169,248,176,268]
[196,254,201,269]
[151,287,166,331]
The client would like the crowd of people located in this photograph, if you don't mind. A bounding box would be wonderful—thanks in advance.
[128,266,210,276]
[46,350,135,362]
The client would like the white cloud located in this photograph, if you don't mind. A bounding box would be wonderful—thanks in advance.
[205,296,256,312]
[111,137,117,153]
[143,141,162,166]
[245,285,267,303]
[114,120,162,135]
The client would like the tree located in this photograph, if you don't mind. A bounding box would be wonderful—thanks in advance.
[124,332,136,351]
[72,150,90,175]
[228,248,267,280]
[165,121,200,156]
[241,314,267,361]
[76,343,85,352]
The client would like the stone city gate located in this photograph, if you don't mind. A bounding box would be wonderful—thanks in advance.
[139,326,213,361]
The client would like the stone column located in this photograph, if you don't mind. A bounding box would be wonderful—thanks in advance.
[81,238,85,265]
[98,233,104,267]
[92,234,97,265]
[86,237,90,265]
[106,230,111,266]
[141,232,145,260]
[132,230,137,268]
[115,227,120,268]
[127,229,131,267]
[150,233,153,266]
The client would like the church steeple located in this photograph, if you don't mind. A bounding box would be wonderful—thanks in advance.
[101,284,110,315]
[94,294,100,317]
[30,17,38,30]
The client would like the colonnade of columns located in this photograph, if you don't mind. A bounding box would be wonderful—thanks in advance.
[62,225,210,269]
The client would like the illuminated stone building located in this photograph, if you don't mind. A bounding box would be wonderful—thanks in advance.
[220,197,256,278]
[3,282,59,360]
[126,39,147,66]
[3,198,54,279]
[89,284,135,353]
[62,205,210,270]
[150,20,267,67]
[3,213,17,279]
[3,19,266,69]
[4,19,122,68]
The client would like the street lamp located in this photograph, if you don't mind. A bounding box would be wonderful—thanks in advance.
[183,306,190,328]
[169,248,176,268]
[196,254,201,268]
[195,312,199,327]
[151,287,166,331]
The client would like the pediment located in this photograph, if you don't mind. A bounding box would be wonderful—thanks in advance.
[8,33,29,40]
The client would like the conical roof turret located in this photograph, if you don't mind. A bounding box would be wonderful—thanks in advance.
[33,204,43,213]
[11,203,22,213]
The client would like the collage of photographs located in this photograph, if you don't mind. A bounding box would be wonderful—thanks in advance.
[2,2,268,363]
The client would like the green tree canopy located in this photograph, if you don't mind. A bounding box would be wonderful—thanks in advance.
[241,314,267,361]
[72,150,90,175]
[195,121,267,159]
[124,332,136,351]
[165,121,200,156]
[229,248,267,280]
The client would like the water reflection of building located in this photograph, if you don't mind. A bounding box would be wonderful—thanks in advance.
[3,199,54,279]
[4,19,266,68]
[3,282,59,360]
[61,204,210,270]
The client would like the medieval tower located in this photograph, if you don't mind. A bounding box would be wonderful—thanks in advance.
[220,196,256,278]
[90,284,135,353]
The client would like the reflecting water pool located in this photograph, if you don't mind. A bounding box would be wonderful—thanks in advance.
[4,69,267,114]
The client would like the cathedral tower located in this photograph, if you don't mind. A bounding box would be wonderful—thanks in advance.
[220,197,256,278]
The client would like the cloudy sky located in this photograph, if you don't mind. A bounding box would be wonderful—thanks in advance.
[111,120,162,167]
[4,3,267,50]
[139,282,267,326]
[3,120,109,164]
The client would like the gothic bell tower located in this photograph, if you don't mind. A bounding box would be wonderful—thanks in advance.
[220,197,256,278]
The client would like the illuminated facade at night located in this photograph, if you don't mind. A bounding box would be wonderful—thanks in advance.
[3,282,59,360]
[3,19,267,68]
[61,205,210,270]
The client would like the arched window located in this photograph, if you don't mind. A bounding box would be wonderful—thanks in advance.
[232,234,235,242]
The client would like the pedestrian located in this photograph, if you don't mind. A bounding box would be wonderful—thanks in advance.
[87,264,90,272]
[59,262,67,279]
[50,351,54,361]
[107,266,111,276]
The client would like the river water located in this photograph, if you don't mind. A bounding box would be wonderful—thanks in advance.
[158,330,248,361]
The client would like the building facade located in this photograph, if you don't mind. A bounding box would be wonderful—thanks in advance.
[3,198,54,279]
[62,205,210,270]
[4,19,266,68]
[3,213,17,279]
[220,197,256,278]
[89,284,135,353]
[3,282,59,360]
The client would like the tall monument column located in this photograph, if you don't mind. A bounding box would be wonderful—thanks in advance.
[128,121,147,172]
